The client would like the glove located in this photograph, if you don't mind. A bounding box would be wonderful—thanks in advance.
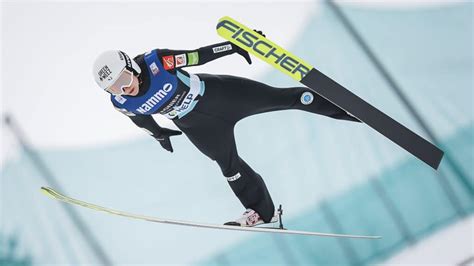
[235,45,252,65]
[253,29,266,37]
[234,29,266,65]
[155,128,182,153]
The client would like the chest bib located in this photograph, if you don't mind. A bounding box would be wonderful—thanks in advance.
[111,50,178,115]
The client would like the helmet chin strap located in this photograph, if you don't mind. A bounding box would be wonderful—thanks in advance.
[132,68,141,76]
[137,73,143,85]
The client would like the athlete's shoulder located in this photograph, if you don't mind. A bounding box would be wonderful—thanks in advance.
[153,48,171,55]
[152,48,186,60]
[134,50,151,64]
[133,49,161,62]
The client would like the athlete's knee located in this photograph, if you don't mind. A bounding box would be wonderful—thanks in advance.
[298,90,316,106]
[286,88,316,108]
[280,87,312,107]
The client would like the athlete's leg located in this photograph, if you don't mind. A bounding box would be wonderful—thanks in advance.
[174,111,275,222]
[237,77,360,122]
[197,74,360,123]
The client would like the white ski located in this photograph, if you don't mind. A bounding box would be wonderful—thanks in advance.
[41,187,381,239]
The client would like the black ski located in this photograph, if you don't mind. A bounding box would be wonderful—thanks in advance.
[301,68,444,169]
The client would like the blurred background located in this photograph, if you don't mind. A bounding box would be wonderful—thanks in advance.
[1,0,473,265]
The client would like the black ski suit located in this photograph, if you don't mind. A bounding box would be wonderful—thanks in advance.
[113,42,360,222]
[173,74,359,222]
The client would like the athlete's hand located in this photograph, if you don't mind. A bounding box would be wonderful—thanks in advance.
[234,30,266,65]
[235,46,252,65]
[253,29,266,37]
[155,128,182,153]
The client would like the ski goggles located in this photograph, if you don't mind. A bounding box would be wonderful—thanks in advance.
[105,69,134,95]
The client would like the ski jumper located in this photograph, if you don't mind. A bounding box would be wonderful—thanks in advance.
[111,42,359,223]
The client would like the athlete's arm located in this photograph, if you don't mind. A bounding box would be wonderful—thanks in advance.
[113,106,182,153]
[156,41,251,71]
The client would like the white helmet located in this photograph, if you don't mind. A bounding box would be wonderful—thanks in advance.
[92,50,141,91]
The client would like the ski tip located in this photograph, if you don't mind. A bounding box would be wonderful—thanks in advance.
[217,15,232,23]
[40,186,55,199]
[216,16,233,31]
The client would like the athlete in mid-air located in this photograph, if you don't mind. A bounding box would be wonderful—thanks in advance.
[92,33,360,227]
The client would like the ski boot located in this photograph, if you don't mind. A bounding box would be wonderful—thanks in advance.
[224,205,285,229]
